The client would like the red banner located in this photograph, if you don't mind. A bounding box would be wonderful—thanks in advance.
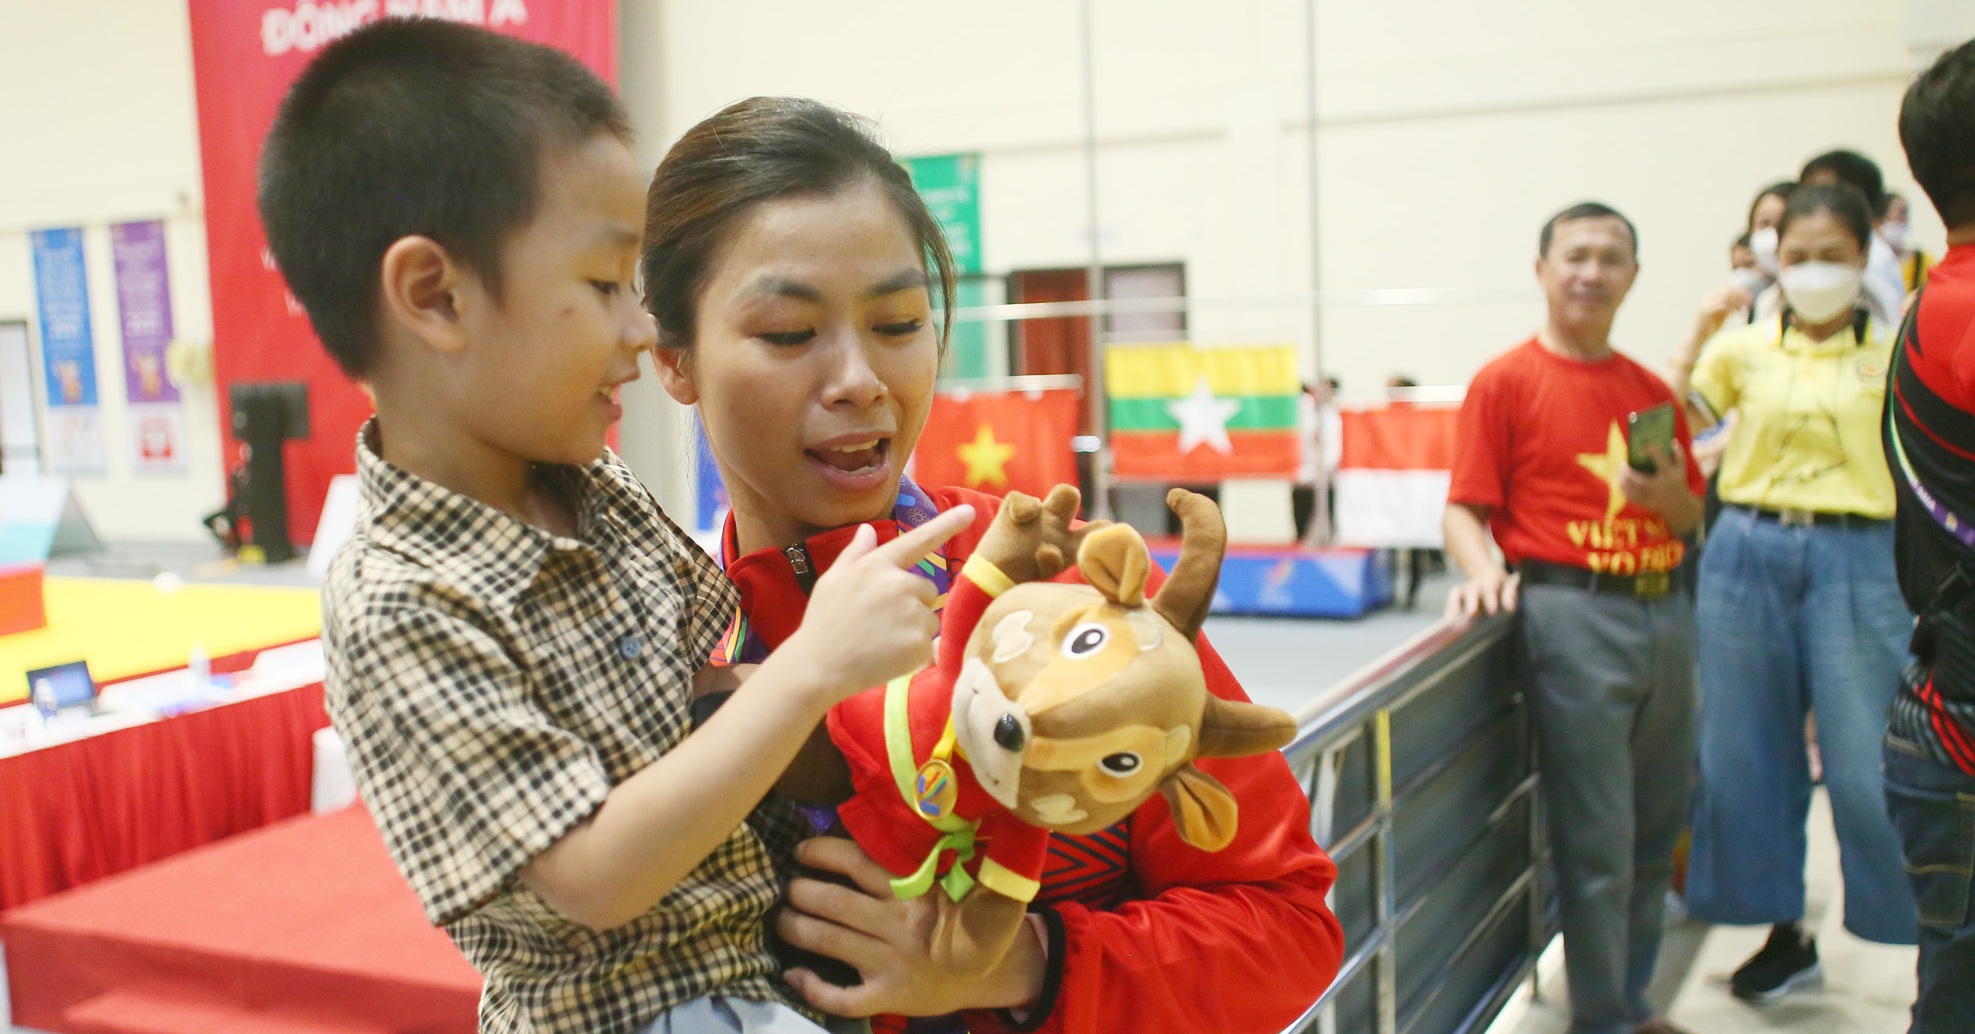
[913,389,1081,500]
[186,0,617,544]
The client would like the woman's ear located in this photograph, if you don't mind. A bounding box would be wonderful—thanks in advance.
[379,236,467,355]
[650,343,699,405]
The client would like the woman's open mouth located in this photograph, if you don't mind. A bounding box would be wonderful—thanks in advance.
[805,437,893,488]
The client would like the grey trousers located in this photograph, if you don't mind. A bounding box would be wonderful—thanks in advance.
[1519,584,1697,1034]
[640,997,871,1034]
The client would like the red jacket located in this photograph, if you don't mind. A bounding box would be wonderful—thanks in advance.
[721,486,1343,1033]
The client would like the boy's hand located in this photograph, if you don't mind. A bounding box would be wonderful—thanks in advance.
[779,505,976,704]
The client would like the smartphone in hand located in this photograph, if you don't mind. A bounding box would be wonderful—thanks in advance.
[1627,402,1676,474]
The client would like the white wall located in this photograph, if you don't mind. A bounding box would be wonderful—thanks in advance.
[1,1,1958,535]
[0,1,224,542]
[624,0,1930,415]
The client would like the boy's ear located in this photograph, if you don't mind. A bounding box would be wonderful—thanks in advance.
[650,344,698,405]
[379,236,469,355]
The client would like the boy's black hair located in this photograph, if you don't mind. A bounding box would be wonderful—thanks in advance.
[1800,149,1888,216]
[1538,201,1638,260]
[1901,38,1975,231]
[258,18,629,377]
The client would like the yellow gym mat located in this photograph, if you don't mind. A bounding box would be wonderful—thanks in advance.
[0,578,323,705]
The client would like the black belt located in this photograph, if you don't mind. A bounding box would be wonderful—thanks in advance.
[1517,560,1681,599]
[1737,504,1889,529]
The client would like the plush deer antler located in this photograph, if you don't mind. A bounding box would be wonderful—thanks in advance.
[1152,487,1224,640]
[972,484,1106,584]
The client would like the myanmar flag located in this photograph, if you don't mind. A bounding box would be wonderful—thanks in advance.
[914,388,1081,498]
[1107,343,1300,480]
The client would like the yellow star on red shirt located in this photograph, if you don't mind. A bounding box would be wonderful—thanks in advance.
[1576,421,1630,519]
[958,424,1016,488]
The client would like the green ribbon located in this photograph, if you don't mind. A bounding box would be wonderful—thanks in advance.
[889,827,979,902]
[882,673,982,903]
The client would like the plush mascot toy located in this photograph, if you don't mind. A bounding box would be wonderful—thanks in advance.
[820,485,1298,976]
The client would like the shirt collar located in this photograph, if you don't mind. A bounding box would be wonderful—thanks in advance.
[355,419,629,615]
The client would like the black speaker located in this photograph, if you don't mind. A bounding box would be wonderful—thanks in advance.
[229,382,310,563]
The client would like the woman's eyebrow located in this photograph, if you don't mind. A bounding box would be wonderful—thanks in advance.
[866,269,929,299]
[747,276,823,302]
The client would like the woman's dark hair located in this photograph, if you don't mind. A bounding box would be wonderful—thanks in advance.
[1746,181,1796,231]
[641,96,957,351]
[1776,183,1875,254]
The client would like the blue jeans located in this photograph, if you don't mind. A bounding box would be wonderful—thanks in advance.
[1885,734,1975,1034]
[1686,507,1919,944]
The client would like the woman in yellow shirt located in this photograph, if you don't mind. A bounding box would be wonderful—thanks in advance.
[1669,183,1919,1001]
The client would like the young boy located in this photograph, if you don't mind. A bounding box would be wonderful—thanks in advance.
[258,19,969,1032]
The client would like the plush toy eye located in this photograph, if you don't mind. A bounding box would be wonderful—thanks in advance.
[993,714,1026,752]
[1098,752,1142,777]
[1062,622,1108,658]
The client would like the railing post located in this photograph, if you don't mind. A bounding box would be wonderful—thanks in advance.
[1373,708,1397,1034]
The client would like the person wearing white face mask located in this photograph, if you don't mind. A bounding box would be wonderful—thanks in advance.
[1882,191,1932,293]
[1668,183,1921,1004]
[1677,184,1796,377]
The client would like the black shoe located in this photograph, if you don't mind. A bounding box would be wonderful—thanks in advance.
[1730,924,1820,1002]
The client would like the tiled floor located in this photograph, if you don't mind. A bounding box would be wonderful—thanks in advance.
[1490,790,1919,1034]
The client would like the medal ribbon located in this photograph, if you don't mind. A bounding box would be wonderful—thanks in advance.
[882,672,978,902]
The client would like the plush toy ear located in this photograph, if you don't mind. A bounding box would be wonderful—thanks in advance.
[1195,696,1298,759]
[1160,764,1240,851]
[1078,524,1150,608]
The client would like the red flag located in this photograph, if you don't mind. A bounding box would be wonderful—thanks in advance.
[914,389,1080,498]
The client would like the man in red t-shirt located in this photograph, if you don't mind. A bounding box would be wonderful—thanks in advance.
[1445,203,1706,1034]
[1884,39,1975,1034]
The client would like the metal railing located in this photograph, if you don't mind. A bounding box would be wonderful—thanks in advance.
[1279,612,1553,1034]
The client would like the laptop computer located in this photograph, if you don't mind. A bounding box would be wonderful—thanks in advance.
[25,660,97,719]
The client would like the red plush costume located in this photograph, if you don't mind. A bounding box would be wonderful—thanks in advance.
[719,486,1344,1034]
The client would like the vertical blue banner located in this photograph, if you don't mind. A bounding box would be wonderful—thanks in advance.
[30,227,106,473]
[30,228,99,407]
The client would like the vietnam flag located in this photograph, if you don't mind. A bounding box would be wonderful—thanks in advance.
[1106,344,1300,480]
[914,389,1081,498]
[1333,404,1460,547]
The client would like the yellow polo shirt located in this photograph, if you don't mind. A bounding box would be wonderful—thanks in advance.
[1688,314,1897,519]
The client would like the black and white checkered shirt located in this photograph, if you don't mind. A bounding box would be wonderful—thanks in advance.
[324,421,801,1032]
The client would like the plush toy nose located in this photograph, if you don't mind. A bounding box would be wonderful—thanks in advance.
[993,713,1026,752]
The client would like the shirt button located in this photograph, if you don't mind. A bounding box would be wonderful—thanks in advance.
[618,635,643,660]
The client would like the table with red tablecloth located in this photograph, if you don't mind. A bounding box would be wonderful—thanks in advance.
[0,681,328,911]
[3,804,480,1034]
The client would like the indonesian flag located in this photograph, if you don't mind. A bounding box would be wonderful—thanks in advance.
[914,388,1080,498]
[1106,344,1300,480]
[1333,404,1460,547]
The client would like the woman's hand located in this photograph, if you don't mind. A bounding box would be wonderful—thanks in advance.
[1691,284,1752,353]
[778,837,1046,1018]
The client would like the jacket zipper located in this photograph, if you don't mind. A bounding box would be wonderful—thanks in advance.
[783,543,817,595]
